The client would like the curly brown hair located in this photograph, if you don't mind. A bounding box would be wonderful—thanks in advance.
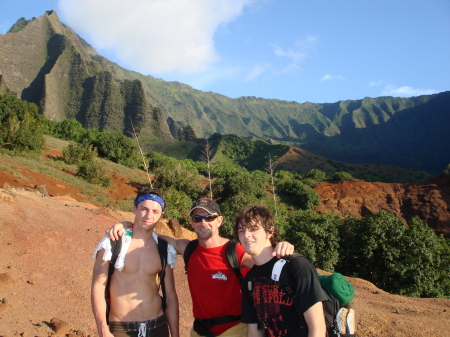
[235,205,279,246]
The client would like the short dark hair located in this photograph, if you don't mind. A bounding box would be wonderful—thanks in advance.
[134,188,166,209]
[235,205,279,246]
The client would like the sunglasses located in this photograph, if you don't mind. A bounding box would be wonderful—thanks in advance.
[191,215,219,223]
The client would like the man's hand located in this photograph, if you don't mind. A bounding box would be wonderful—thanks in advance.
[272,241,295,258]
[99,325,115,337]
[106,221,131,241]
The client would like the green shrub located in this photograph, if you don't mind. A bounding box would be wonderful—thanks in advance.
[153,163,203,200]
[332,171,354,182]
[337,211,450,298]
[54,118,85,142]
[285,210,341,272]
[442,164,450,176]
[277,178,320,210]
[63,142,98,165]
[0,92,45,152]
[76,160,112,187]
[304,169,327,185]
[163,187,193,226]
[93,131,140,168]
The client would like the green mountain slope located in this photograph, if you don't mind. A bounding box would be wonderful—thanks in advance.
[0,11,448,174]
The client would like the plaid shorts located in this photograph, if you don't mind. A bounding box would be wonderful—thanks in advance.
[109,315,169,337]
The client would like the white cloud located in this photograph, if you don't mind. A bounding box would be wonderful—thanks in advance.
[280,63,301,74]
[368,80,384,87]
[243,63,270,82]
[58,0,253,74]
[273,35,319,64]
[320,74,345,82]
[381,85,437,97]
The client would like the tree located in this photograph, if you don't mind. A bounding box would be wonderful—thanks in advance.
[181,125,197,141]
[285,210,341,272]
[267,153,278,217]
[332,171,354,182]
[93,131,140,168]
[278,178,320,210]
[55,119,86,142]
[337,211,450,297]
[163,187,193,226]
[394,217,450,297]
[0,92,45,152]
[337,211,405,289]
[200,137,215,199]
[63,142,98,165]
[442,164,450,176]
[76,160,112,188]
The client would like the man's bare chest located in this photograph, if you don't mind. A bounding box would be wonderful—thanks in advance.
[122,241,162,276]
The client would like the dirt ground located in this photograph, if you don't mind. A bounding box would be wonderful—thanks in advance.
[0,149,449,336]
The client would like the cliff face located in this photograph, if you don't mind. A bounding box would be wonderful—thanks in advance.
[0,11,172,140]
[1,12,449,174]
[314,175,450,236]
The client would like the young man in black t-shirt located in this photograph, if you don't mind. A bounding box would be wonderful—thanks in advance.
[236,206,327,337]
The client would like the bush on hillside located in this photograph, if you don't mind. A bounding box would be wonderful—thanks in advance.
[216,170,267,200]
[45,118,86,142]
[285,210,341,272]
[332,171,355,182]
[277,178,320,210]
[0,92,45,152]
[303,169,327,186]
[153,162,203,200]
[93,131,140,168]
[76,160,112,188]
[336,211,450,298]
[442,164,450,176]
[163,187,193,227]
[63,142,98,165]
[220,193,262,238]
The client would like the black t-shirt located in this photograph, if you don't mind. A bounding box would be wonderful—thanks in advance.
[241,255,327,337]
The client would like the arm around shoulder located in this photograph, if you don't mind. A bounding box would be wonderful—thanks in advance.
[107,221,132,241]
[158,234,190,256]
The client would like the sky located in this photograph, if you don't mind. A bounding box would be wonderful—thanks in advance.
[1,0,449,104]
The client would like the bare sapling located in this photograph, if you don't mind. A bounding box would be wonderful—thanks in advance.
[267,153,278,218]
[201,137,216,199]
[129,117,153,189]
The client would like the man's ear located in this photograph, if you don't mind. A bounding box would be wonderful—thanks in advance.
[217,215,223,227]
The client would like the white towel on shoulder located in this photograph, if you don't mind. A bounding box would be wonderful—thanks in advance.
[92,231,177,270]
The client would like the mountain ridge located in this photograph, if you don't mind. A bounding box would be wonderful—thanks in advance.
[0,11,449,174]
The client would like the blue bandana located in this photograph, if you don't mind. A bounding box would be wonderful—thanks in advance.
[134,194,165,211]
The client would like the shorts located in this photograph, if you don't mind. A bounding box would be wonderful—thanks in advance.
[189,322,247,337]
[109,314,169,337]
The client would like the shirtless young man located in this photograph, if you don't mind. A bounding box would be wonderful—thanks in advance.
[108,198,294,337]
[91,189,179,337]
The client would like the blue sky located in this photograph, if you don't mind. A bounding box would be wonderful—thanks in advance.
[1,0,449,104]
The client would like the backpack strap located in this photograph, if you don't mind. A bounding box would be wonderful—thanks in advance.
[184,239,242,282]
[157,238,168,311]
[225,240,243,282]
[271,259,288,281]
[183,239,199,272]
[105,238,122,324]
